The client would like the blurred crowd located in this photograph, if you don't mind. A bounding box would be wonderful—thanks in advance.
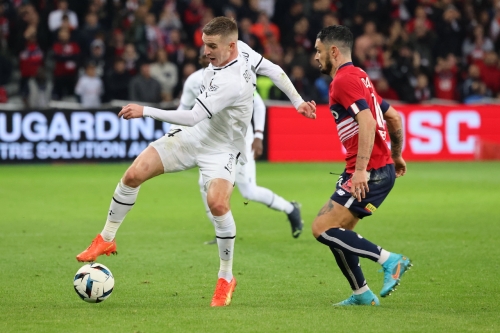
[0,0,500,109]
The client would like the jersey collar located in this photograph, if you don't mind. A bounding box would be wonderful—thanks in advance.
[338,62,353,71]
[213,58,238,71]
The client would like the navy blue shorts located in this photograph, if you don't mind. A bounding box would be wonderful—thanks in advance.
[330,164,395,219]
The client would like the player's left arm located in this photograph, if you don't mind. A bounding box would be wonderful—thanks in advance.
[252,92,265,159]
[254,57,316,119]
[383,105,407,178]
[352,109,376,202]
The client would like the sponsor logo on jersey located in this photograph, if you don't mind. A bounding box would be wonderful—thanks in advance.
[364,203,377,213]
[336,189,346,196]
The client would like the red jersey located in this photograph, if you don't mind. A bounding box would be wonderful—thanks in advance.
[329,62,393,173]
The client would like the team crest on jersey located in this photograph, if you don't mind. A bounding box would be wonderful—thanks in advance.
[208,79,218,92]
[243,70,251,82]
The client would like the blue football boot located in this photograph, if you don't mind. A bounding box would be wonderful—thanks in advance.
[380,253,412,297]
[333,290,380,306]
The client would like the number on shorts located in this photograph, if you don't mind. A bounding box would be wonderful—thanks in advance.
[167,129,182,137]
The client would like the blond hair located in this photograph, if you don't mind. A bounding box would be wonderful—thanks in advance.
[202,17,238,40]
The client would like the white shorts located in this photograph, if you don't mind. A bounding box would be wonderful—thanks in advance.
[150,129,239,186]
[235,147,256,185]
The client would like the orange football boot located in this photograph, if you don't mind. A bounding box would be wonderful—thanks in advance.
[210,277,237,307]
[76,234,117,262]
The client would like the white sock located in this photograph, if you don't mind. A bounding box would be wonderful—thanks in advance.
[213,211,236,282]
[237,182,294,214]
[377,249,391,265]
[353,285,370,295]
[100,180,140,241]
[101,220,120,242]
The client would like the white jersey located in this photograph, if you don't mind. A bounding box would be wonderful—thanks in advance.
[182,54,255,164]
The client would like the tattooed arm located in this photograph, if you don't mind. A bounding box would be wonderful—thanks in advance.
[384,106,407,177]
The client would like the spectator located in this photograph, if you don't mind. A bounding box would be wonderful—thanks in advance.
[48,0,78,32]
[144,13,165,61]
[52,28,80,100]
[27,67,52,109]
[105,58,131,101]
[386,19,409,55]
[75,62,103,108]
[362,45,384,85]
[434,54,459,101]
[462,25,494,64]
[375,77,399,101]
[108,29,126,61]
[436,4,464,58]
[414,73,432,103]
[122,43,141,76]
[150,49,178,102]
[406,5,434,33]
[354,21,384,64]
[193,9,215,48]
[86,37,106,77]
[183,0,207,38]
[78,12,101,57]
[409,18,438,77]
[238,17,262,53]
[129,62,162,103]
[490,1,500,43]
[250,11,280,49]
[158,3,183,32]
[289,65,314,101]
[477,51,500,95]
[383,44,418,103]
[18,26,43,107]
[461,63,491,103]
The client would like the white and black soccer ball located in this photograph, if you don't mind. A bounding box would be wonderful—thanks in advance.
[73,263,114,303]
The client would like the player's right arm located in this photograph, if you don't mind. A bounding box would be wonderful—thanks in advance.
[383,105,406,177]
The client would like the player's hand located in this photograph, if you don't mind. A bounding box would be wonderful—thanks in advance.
[118,104,144,120]
[297,101,316,119]
[393,156,407,178]
[252,138,263,159]
[350,170,369,202]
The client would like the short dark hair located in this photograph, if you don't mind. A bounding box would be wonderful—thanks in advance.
[316,25,353,54]
[202,17,238,39]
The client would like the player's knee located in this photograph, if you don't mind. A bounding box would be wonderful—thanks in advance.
[209,202,230,217]
[311,220,325,239]
[122,168,144,188]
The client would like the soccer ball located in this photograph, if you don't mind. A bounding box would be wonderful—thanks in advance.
[73,263,114,303]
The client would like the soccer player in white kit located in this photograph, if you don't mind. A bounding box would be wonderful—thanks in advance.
[76,17,316,307]
[177,47,304,244]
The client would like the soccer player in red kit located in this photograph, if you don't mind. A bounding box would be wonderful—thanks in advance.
[312,25,412,306]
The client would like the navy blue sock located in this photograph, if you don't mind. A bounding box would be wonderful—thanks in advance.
[317,228,382,263]
[330,247,366,291]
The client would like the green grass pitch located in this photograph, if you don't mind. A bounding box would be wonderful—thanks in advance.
[0,162,499,333]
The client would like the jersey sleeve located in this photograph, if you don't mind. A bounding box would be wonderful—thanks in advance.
[238,40,265,73]
[332,76,369,118]
[195,73,241,118]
